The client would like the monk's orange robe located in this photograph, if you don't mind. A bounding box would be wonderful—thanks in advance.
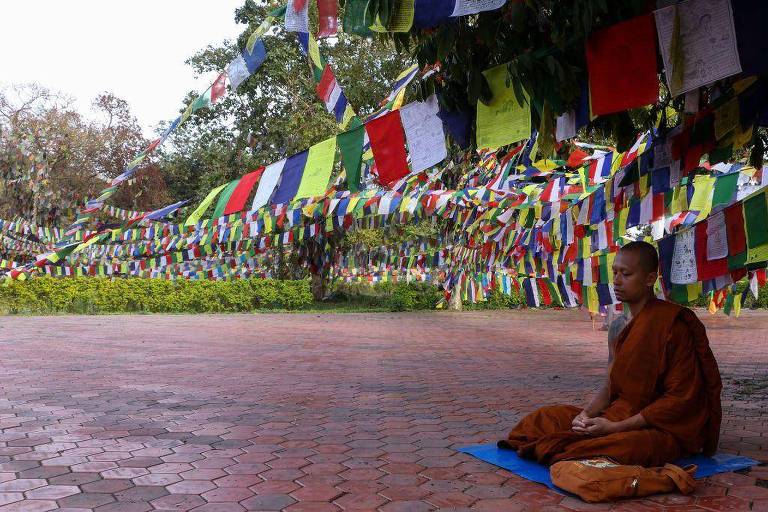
[500,299,722,467]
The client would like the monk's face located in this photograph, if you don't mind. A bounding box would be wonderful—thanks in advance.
[612,250,657,303]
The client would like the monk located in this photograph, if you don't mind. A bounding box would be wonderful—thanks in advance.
[499,241,722,467]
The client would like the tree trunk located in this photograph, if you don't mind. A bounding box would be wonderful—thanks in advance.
[448,289,463,311]
[311,272,326,302]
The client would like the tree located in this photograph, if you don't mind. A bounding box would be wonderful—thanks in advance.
[157,1,406,204]
[0,84,169,226]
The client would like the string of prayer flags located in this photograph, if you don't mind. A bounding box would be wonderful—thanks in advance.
[191,73,228,111]
[654,0,742,97]
[585,14,659,116]
[224,168,264,216]
[476,63,531,150]
[368,64,421,121]
[317,0,339,37]
[366,111,411,186]
[227,39,268,91]
[143,200,190,222]
[338,126,366,193]
[297,32,358,128]
[317,65,350,124]
[251,160,286,212]
[295,138,337,200]
[398,95,447,173]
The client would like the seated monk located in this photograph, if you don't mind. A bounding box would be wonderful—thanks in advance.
[499,241,722,467]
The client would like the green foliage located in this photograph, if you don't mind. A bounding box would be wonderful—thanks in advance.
[329,281,443,311]
[0,277,313,315]
[465,287,525,310]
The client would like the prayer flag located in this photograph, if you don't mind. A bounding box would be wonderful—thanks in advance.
[272,150,310,204]
[285,0,309,32]
[724,202,747,256]
[338,126,365,193]
[586,14,659,116]
[317,0,338,37]
[476,63,531,149]
[251,159,286,212]
[366,111,410,186]
[224,168,264,215]
[451,0,505,16]
[695,222,728,280]
[185,184,228,226]
[744,191,768,248]
[227,39,267,90]
[712,172,739,206]
[213,180,240,219]
[316,65,349,123]
[413,0,455,28]
[295,138,337,200]
[399,95,448,173]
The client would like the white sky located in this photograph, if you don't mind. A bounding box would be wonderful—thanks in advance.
[0,1,246,135]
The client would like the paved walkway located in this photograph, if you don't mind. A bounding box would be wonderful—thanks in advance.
[0,309,765,511]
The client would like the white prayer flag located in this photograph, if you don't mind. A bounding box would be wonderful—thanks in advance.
[251,159,286,212]
[706,210,728,260]
[399,95,448,173]
[671,228,698,284]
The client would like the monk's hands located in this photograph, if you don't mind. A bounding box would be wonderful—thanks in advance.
[571,410,592,433]
[580,417,620,436]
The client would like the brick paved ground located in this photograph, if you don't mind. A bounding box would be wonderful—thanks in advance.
[0,309,765,511]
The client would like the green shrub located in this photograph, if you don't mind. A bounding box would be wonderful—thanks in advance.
[0,277,313,315]
[329,281,444,311]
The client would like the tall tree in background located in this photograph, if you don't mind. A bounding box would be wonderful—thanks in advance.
[0,84,169,226]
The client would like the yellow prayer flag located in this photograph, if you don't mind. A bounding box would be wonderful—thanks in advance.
[476,63,531,150]
[295,138,337,200]
[690,175,716,221]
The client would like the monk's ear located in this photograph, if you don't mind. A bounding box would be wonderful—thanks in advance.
[646,271,658,288]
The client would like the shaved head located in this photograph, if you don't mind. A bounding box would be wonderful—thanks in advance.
[619,241,659,274]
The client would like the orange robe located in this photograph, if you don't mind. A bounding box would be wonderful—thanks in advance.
[500,299,722,467]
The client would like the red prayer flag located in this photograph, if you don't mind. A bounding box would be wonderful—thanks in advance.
[586,14,659,116]
[211,73,227,104]
[695,222,728,281]
[725,203,747,256]
[365,111,410,186]
[317,0,338,38]
[293,0,308,12]
[566,148,590,168]
[224,167,264,215]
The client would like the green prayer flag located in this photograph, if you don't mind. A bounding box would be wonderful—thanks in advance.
[295,137,337,200]
[338,126,365,193]
[712,173,739,207]
[343,0,374,36]
[213,180,240,219]
[743,191,768,248]
[185,184,228,226]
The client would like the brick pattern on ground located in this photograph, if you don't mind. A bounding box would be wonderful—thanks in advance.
[0,309,765,511]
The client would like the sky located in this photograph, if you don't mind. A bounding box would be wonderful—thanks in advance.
[0,1,246,135]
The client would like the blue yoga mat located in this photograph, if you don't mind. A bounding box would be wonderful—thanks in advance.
[458,444,759,491]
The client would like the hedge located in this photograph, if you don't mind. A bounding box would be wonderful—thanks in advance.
[0,277,313,315]
[328,281,445,311]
